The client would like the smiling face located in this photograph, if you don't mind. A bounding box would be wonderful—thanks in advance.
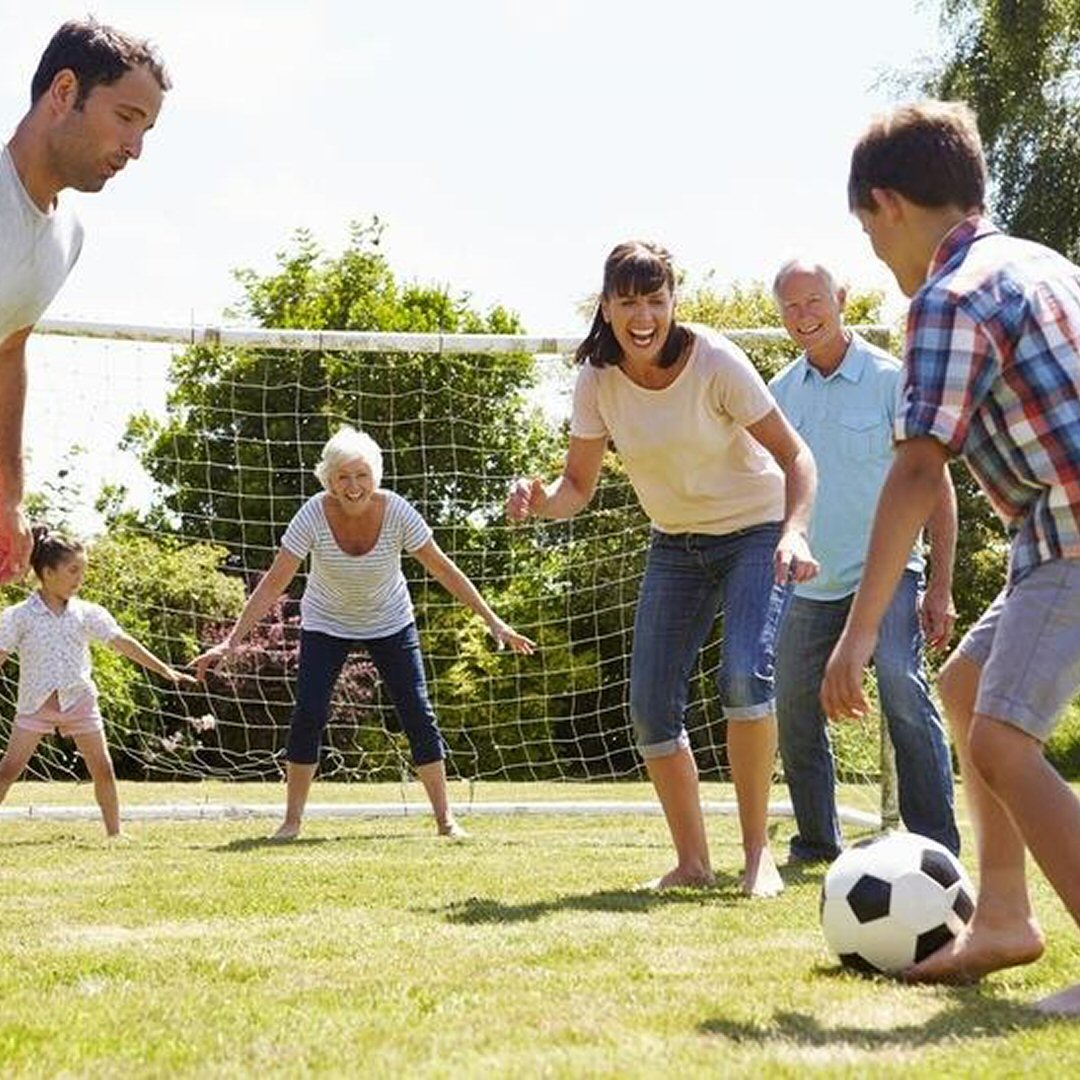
[39,550,87,602]
[776,266,847,362]
[328,456,377,513]
[600,284,676,367]
[47,63,162,193]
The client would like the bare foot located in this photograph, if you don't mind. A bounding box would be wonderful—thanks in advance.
[904,917,1045,984]
[269,821,301,842]
[640,866,716,891]
[1034,982,1080,1016]
[438,820,468,840]
[742,847,784,898]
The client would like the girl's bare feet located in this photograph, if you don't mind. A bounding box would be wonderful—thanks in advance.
[438,820,468,839]
[270,820,301,841]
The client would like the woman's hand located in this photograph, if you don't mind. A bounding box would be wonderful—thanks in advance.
[774,527,819,585]
[488,617,537,655]
[506,477,548,522]
[193,641,238,682]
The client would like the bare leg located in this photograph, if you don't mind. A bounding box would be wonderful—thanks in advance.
[906,654,1044,984]
[272,761,317,840]
[644,745,714,888]
[416,759,465,838]
[727,716,783,897]
[72,731,121,837]
[0,727,44,805]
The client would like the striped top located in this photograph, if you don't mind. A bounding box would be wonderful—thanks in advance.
[280,491,433,639]
[898,216,1080,583]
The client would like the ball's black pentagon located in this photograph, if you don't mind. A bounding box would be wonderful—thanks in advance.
[914,923,956,963]
[847,874,891,923]
[953,887,975,923]
[839,952,881,976]
[920,849,960,889]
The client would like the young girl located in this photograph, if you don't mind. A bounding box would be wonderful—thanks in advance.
[195,426,535,841]
[0,527,197,835]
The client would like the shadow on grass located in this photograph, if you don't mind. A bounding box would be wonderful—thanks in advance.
[213,835,335,853]
[699,992,1052,1048]
[441,874,746,924]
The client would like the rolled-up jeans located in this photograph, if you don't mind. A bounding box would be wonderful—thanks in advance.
[629,523,789,758]
[775,570,959,860]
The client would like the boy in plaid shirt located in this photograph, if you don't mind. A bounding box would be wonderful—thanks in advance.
[822,101,1080,1015]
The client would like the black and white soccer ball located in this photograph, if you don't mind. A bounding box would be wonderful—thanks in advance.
[820,831,975,975]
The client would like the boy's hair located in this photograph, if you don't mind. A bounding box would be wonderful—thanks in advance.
[30,17,171,108]
[29,525,84,578]
[314,427,385,490]
[848,100,986,214]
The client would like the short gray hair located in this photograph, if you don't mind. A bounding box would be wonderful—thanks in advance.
[314,427,384,490]
[772,259,842,303]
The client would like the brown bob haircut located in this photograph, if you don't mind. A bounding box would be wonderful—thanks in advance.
[848,101,986,214]
[575,241,691,369]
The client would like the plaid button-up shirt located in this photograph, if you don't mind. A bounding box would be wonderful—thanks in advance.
[898,216,1080,583]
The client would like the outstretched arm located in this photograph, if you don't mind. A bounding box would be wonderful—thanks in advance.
[0,330,32,583]
[821,436,952,717]
[193,548,302,678]
[111,632,199,686]
[507,436,606,522]
[745,407,819,584]
[920,466,958,650]
[412,539,535,654]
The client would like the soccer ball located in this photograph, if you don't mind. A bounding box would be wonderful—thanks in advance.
[820,832,975,975]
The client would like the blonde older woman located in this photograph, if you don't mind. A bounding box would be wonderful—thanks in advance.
[196,427,534,840]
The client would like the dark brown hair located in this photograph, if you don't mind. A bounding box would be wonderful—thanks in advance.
[575,241,692,369]
[29,525,85,579]
[31,17,171,109]
[848,101,986,214]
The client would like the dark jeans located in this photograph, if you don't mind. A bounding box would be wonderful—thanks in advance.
[775,570,960,860]
[288,624,447,766]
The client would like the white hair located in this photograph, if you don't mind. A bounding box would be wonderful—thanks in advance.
[314,426,384,490]
[772,258,843,302]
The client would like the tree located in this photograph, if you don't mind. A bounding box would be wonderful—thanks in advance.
[926,0,1080,259]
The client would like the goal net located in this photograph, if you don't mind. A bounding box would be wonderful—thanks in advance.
[2,320,894,827]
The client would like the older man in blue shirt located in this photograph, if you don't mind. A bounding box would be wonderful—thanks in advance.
[769,259,960,860]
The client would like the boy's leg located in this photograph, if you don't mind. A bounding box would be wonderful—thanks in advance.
[72,730,121,837]
[909,561,1080,987]
[906,652,1045,982]
[0,727,45,802]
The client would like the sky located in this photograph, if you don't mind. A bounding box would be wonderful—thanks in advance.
[1,0,946,524]
[2,0,946,334]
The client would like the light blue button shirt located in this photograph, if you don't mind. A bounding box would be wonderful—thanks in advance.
[769,332,923,601]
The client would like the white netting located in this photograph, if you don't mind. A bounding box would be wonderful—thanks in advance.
[2,321,891,824]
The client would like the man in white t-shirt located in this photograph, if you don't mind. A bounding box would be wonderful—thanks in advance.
[0,18,169,581]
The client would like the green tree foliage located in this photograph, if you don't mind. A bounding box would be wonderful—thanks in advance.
[927,0,1080,259]
[126,220,602,778]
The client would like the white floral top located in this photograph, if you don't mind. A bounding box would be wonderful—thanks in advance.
[0,593,121,714]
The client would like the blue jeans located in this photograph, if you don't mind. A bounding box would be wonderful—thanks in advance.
[775,570,959,860]
[288,624,447,766]
[629,524,790,757]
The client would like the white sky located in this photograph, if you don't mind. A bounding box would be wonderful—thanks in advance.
[1,0,946,526]
[2,0,945,334]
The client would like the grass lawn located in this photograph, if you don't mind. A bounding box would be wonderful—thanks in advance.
[1,781,1078,1077]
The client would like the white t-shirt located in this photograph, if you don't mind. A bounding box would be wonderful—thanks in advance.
[281,491,433,639]
[0,593,121,714]
[570,325,785,534]
[0,143,83,343]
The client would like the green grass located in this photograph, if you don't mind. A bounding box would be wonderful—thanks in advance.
[1,781,1079,1077]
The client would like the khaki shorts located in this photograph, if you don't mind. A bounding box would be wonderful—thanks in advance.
[15,692,105,738]
[958,559,1080,742]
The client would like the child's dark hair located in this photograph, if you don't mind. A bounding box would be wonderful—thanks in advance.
[575,241,691,369]
[29,525,84,578]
